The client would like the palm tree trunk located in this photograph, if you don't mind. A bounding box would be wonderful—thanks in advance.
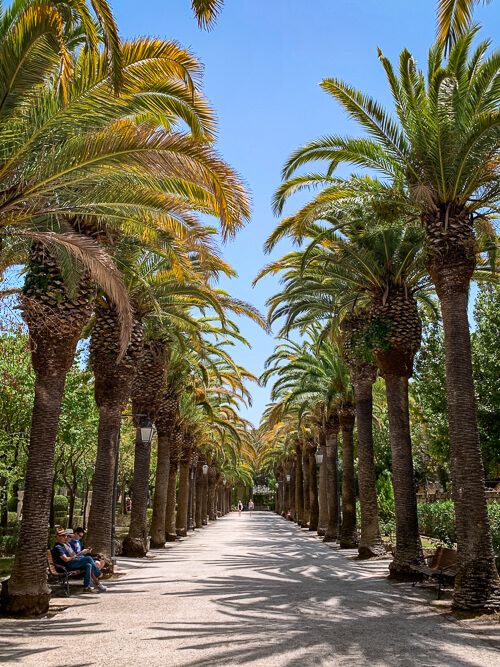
[176,455,190,537]
[149,430,171,548]
[195,463,204,528]
[353,372,385,558]
[295,444,304,525]
[164,458,178,542]
[318,434,328,536]
[289,462,296,521]
[323,419,340,543]
[438,286,499,608]
[309,447,319,532]
[87,307,143,558]
[384,374,423,577]
[86,408,121,558]
[3,247,92,616]
[302,444,311,527]
[201,472,208,525]
[339,407,357,548]
[3,354,72,615]
[208,468,217,521]
[122,428,152,557]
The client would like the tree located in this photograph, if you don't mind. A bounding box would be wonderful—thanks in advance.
[437,0,492,51]
[272,33,500,609]
[472,284,500,477]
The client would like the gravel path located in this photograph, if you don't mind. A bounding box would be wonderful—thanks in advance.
[1,512,498,666]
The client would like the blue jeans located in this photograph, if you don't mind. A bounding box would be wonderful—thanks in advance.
[66,556,101,588]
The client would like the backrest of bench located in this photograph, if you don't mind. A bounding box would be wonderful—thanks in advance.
[429,546,444,568]
[47,549,62,575]
[438,547,457,569]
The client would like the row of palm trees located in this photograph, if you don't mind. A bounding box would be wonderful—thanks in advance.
[257,24,500,611]
[0,0,258,617]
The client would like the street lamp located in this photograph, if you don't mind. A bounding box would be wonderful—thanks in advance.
[223,479,227,486]
[286,474,291,482]
[315,450,324,465]
[140,416,154,445]
[202,464,209,476]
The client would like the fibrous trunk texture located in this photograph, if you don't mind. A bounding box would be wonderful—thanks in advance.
[87,306,143,559]
[128,341,169,553]
[428,226,499,608]
[150,392,176,547]
[318,437,328,536]
[195,462,204,528]
[384,374,423,577]
[294,444,304,525]
[4,246,92,616]
[208,468,217,521]
[164,453,178,542]
[122,429,152,558]
[301,445,310,527]
[374,288,424,577]
[176,445,191,537]
[339,406,357,549]
[323,415,340,543]
[308,447,319,532]
[353,370,385,558]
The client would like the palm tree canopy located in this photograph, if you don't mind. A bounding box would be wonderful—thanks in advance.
[437,0,492,51]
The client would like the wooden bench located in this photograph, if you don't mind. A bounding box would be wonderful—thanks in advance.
[411,546,457,598]
[47,550,84,597]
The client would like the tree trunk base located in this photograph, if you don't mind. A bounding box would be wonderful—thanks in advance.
[339,539,358,549]
[1,581,50,617]
[452,558,500,611]
[121,536,148,558]
[358,543,386,559]
[149,539,166,549]
[323,534,337,543]
[165,533,177,542]
[388,559,421,581]
[317,528,326,536]
[176,528,187,537]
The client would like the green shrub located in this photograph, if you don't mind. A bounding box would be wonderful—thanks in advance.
[376,471,395,523]
[7,496,18,512]
[147,508,153,528]
[7,512,18,527]
[417,500,500,557]
[0,527,19,555]
[53,495,69,512]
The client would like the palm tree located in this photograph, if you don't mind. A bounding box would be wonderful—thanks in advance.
[191,0,224,27]
[437,0,492,51]
[274,34,500,607]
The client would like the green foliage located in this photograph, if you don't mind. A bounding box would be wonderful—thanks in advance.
[7,496,17,512]
[417,500,456,547]
[376,470,395,523]
[7,512,17,527]
[472,284,500,477]
[351,317,392,362]
[417,500,500,560]
[53,495,69,513]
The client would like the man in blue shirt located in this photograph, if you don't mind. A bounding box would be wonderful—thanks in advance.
[52,529,107,593]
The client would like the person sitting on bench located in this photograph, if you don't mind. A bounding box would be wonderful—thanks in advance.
[70,527,105,570]
[52,529,107,593]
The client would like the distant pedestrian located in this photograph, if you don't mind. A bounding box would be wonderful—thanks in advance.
[237,500,243,516]
[248,499,254,516]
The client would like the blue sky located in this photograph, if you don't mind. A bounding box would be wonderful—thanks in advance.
[115,0,500,425]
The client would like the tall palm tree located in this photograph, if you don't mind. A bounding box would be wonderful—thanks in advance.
[274,34,500,607]
[437,0,492,51]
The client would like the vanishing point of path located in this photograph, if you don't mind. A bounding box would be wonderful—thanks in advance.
[1,513,499,666]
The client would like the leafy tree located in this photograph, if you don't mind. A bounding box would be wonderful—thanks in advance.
[473,284,500,477]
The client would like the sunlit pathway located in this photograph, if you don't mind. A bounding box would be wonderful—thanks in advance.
[1,513,498,666]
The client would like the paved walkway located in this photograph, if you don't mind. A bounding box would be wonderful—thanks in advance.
[1,513,499,666]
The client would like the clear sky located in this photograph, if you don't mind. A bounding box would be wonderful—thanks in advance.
[115,0,500,425]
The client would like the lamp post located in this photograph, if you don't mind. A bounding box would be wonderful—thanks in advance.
[315,449,324,465]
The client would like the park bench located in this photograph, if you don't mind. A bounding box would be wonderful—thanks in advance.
[47,550,84,597]
[411,546,457,599]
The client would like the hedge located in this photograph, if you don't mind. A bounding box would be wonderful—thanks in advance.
[418,500,500,563]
